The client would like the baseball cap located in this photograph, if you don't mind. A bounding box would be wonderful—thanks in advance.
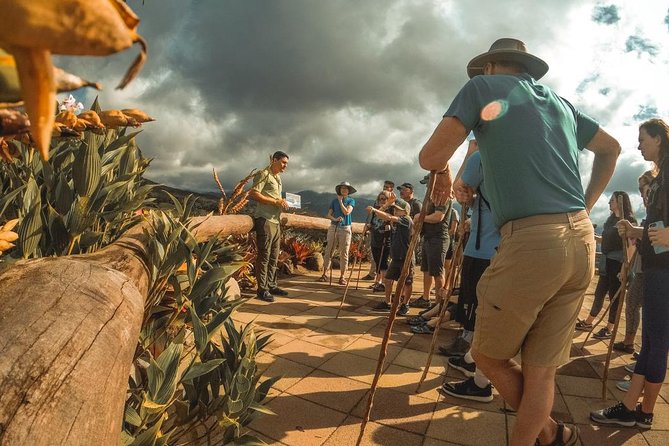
[392,198,411,214]
[397,182,414,190]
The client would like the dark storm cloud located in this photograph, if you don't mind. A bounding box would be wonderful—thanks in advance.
[56,0,608,198]
[592,5,621,25]
[633,104,659,122]
[625,35,659,57]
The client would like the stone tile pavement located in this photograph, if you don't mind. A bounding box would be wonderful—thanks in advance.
[232,266,669,446]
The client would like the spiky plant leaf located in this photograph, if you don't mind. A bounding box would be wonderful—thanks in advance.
[17,204,42,259]
[72,141,101,198]
[180,359,225,383]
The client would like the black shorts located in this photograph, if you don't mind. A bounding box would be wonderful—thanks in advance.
[385,259,414,284]
[420,237,448,277]
[455,255,490,332]
[371,244,390,271]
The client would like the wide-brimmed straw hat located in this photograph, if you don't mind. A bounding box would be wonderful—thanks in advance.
[466,38,549,80]
[335,181,357,195]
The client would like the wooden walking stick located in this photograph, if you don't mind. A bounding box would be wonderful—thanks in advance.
[356,173,437,445]
[601,198,636,399]
[336,229,369,318]
[355,214,373,290]
[328,223,339,286]
[416,204,468,392]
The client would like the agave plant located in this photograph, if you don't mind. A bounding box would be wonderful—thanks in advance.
[122,197,277,446]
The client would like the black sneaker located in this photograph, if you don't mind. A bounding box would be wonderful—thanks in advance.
[372,283,385,292]
[257,290,275,302]
[396,303,409,316]
[613,341,635,354]
[635,403,653,429]
[575,319,593,331]
[409,297,431,308]
[448,356,476,378]
[372,301,391,313]
[439,337,470,357]
[440,377,493,402]
[361,274,375,280]
[407,315,428,326]
[593,328,612,339]
[590,401,637,427]
[269,287,288,296]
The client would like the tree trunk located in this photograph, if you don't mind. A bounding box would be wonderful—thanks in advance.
[0,213,358,445]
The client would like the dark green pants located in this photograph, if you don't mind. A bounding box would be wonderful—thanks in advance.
[254,217,280,292]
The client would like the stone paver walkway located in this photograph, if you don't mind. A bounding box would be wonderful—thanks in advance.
[233,265,669,446]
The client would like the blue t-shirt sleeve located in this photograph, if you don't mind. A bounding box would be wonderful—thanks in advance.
[460,151,482,189]
[329,199,336,213]
[345,197,355,207]
[444,78,485,131]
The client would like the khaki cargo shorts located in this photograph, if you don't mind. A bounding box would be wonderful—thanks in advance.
[473,211,595,367]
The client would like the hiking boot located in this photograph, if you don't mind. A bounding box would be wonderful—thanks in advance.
[440,377,493,402]
[269,287,288,296]
[448,356,476,378]
[575,319,593,331]
[624,362,636,374]
[616,380,631,392]
[411,324,434,334]
[409,297,431,308]
[593,328,612,339]
[636,403,653,429]
[590,401,637,427]
[256,290,275,303]
[439,337,470,357]
[372,301,391,313]
[361,274,375,280]
[396,303,409,316]
[613,341,635,354]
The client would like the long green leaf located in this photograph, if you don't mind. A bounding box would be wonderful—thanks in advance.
[188,306,208,356]
[180,358,225,383]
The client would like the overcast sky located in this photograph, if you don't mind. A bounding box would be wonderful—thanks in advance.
[55,0,669,225]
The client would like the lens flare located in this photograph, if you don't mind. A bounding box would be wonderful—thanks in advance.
[481,100,509,121]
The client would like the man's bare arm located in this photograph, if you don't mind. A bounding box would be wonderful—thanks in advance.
[248,189,287,209]
[419,117,468,205]
[583,128,621,213]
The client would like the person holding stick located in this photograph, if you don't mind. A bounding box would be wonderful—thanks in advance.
[440,148,500,403]
[319,181,356,285]
[369,191,392,292]
[591,118,669,429]
[362,180,397,280]
[575,192,636,339]
[367,198,414,316]
[419,38,620,446]
[614,171,656,367]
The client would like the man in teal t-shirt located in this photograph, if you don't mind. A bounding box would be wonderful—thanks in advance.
[419,38,620,446]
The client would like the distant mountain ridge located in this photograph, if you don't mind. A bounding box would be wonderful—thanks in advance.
[146,180,376,222]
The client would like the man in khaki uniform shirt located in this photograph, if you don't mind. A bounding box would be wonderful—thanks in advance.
[249,151,289,302]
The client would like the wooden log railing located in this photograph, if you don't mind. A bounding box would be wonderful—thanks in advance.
[0,213,362,445]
